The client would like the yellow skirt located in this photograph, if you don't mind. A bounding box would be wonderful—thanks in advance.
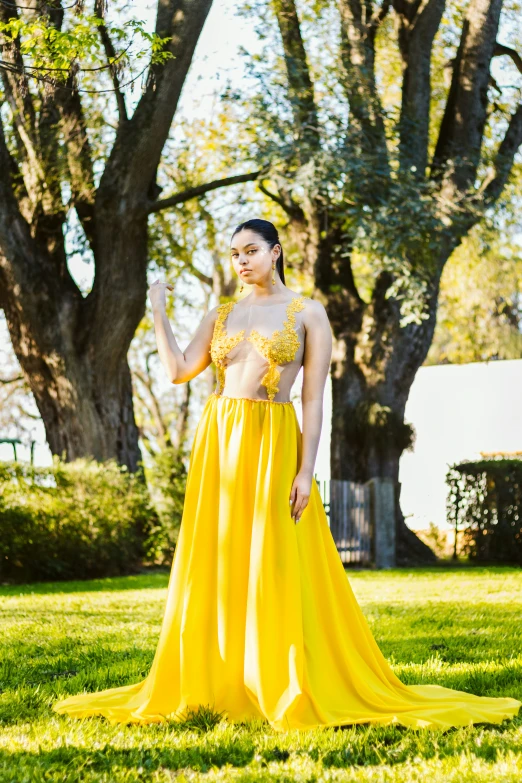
[53,394,521,731]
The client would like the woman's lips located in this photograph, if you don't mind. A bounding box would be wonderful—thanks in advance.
[240,270,251,274]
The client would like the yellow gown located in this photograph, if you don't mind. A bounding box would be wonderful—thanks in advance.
[53,295,521,731]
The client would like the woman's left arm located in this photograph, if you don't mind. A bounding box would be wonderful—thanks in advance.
[289,300,333,523]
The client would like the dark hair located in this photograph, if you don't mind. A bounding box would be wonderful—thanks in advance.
[231,218,286,285]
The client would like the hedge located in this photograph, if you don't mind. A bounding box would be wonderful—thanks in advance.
[0,457,162,583]
[446,454,522,564]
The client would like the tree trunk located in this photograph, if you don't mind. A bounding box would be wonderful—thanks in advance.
[327,265,442,564]
[0,217,148,468]
[330,370,437,564]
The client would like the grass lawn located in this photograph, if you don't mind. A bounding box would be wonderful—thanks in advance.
[1,566,521,782]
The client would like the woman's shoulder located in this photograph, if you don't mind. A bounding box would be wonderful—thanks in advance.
[208,301,235,320]
[299,295,327,315]
[299,297,330,335]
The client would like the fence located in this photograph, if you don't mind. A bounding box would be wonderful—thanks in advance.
[315,476,396,568]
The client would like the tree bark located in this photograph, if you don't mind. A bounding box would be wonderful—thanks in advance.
[0,0,214,468]
[328,270,442,563]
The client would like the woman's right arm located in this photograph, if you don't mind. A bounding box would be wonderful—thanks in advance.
[148,280,218,384]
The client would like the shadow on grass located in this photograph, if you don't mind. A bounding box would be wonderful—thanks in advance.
[0,742,256,775]
[0,569,171,597]
[1,714,521,777]
[1,638,520,727]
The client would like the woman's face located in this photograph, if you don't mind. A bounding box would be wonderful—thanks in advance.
[230,230,279,286]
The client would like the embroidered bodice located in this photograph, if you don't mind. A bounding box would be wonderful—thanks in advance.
[209,295,311,402]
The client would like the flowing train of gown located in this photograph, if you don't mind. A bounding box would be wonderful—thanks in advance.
[53,295,521,731]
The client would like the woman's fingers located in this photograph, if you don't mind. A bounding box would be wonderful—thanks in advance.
[293,493,310,523]
[289,484,298,521]
[150,280,172,288]
[148,280,173,298]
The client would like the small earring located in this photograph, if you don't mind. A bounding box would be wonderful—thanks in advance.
[272,262,276,285]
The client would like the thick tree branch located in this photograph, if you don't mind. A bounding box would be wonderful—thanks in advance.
[257,181,295,214]
[481,103,522,203]
[431,0,504,192]
[493,42,522,75]
[0,4,42,195]
[1,0,73,268]
[0,120,82,345]
[0,1,106,252]
[16,1,97,250]
[147,170,265,214]
[271,0,320,157]
[393,0,446,177]
[54,85,97,250]
[337,0,389,173]
[257,179,307,223]
[86,0,215,365]
[100,0,214,200]
[25,1,79,268]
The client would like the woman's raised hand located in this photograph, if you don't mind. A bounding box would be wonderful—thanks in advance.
[148,279,174,312]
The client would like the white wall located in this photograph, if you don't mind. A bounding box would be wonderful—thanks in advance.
[301,358,522,531]
[399,359,522,530]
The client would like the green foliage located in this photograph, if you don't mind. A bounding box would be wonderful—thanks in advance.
[0,456,160,582]
[0,11,173,89]
[0,569,520,781]
[447,455,522,564]
[144,447,188,563]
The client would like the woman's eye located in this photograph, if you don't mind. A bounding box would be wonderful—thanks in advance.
[248,249,256,254]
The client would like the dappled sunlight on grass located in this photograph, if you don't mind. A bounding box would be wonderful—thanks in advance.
[1,567,521,781]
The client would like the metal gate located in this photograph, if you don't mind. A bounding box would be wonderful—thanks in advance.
[315,478,372,565]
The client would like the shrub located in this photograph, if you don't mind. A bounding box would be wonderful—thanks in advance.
[446,455,522,564]
[143,446,188,564]
[0,456,161,583]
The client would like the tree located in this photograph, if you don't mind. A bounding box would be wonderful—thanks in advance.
[0,0,264,469]
[218,0,522,561]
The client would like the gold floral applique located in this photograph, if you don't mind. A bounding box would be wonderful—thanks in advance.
[209,301,244,395]
[247,296,308,401]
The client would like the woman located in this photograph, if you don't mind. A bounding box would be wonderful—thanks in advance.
[53,218,520,731]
